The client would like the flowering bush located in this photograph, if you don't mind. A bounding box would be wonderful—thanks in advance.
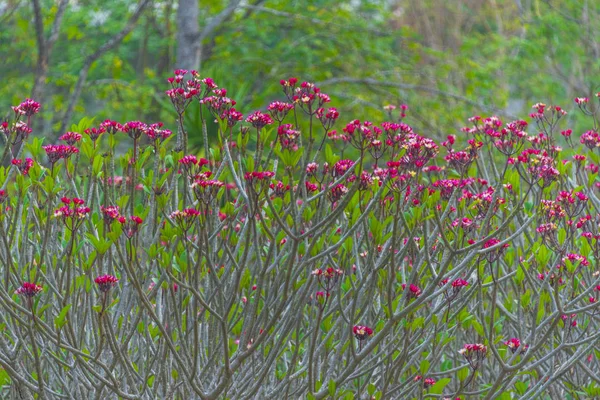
[0,74,600,399]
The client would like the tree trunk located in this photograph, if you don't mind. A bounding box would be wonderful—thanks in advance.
[176,0,200,71]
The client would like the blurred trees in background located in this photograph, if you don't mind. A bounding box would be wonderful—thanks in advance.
[0,0,598,149]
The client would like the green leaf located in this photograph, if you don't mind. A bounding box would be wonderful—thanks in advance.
[457,366,469,381]
[420,359,430,375]
[54,304,72,328]
[428,377,451,395]
[328,379,336,397]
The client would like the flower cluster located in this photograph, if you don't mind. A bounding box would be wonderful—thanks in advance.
[482,238,509,263]
[15,282,43,297]
[312,267,343,291]
[12,99,41,116]
[277,124,301,151]
[459,343,487,370]
[401,283,422,299]
[119,216,143,239]
[54,197,91,230]
[352,325,373,341]
[267,101,294,122]
[504,338,528,354]
[59,131,83,145]
[43,144,79,164]
[246,111,273,130]
[11,158,34,175]
[95,275,119,293]
[170,208,201,232]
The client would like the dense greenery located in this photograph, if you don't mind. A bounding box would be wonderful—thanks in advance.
[2,1,599,145]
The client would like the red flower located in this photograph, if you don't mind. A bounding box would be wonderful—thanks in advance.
[13,99,41,116]
[95,275,119,293]
[121,121,147,140]
[482,238,509,263]
[84,127,105,141]
[401,283,422,298]
[11,158,34,175]
[171,208,201,231]
[504,338,528,354]
[101,205,120,223]
[100,120,122,134]
[145,122,172,141]
[43,144,79,164]
[119,216,143,238]
[244,171,275,181]
[267,101,294,122]
[352,325,374,340]
[245,110,273,130]
[423,378,436,388]
[59,131,83,145]
[459,343,487,370]
[15,282,43,297]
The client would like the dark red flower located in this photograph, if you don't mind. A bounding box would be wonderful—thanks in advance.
[353,325,374,340]
[15,282,43,297]
[95,275,119,293]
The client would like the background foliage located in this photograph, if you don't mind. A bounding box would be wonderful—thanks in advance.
[1,0,599,146]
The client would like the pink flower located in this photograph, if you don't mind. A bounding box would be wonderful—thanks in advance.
[452,279,469,288]
[459,343,487,369]
[504,338,527,354]
[121,121,147,140]
[101,205,120,223]
[268,101,294,122]
[100,120,122,134]
[244,171,275,181]
[11,158,34,175]
[84,127,105,141]
[482,238,509,262]
[15,282,43,297]
[423,378,436,388]
[145,122,172,141]
[245,111,273,130]
[119,216,143,238]
[59,131,83,145]
[277,124,300,151]
[94,275,119,293]
[401,283,422,298]
[43,144,79,164]
[15,99,41,116]
[332,159,355,178]
[352,325,374,340]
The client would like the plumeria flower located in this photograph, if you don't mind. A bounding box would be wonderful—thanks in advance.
[246,111,273,130]
[101,205,121,223]
[459,343,487,370]
[11,158,34,175]
[170,208,201,232]
[352,325,373,341]
[423,378,436,388]
[43,144,79,164]
[95,275,119,293]
[54,197,91,231]
[13,99,41,116]
[504,338,528,354]
[119,216,143,238]
[15,282,43,297]
[401,283,422,299]
[59,131,83,145]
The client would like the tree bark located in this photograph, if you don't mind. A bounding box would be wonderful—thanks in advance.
[176,0,200,71]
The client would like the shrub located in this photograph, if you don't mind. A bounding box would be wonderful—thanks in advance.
[0,73,599,399]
